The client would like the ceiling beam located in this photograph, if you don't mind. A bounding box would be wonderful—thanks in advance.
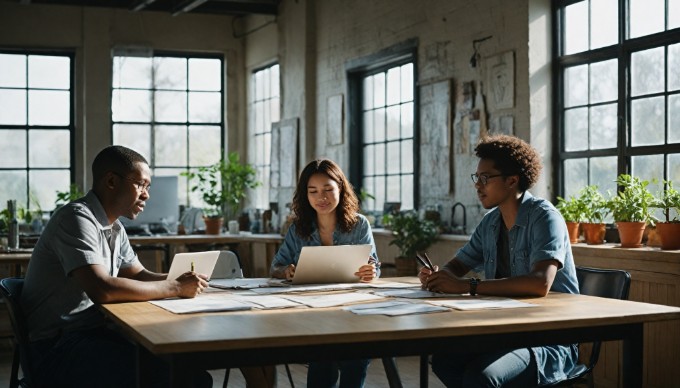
[129,0,157,12]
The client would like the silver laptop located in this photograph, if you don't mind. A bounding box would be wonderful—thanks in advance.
[292,244,373,285]
[167,251,221,281]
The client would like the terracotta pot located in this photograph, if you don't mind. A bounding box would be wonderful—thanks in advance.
[616,221,646,248]
[394,256,417,277]
[565,222,580,244]
[656,222,680,250]
[582,223,606,245]
[203,217,223,235]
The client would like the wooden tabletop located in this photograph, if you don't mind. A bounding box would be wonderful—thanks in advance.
[101,282,680,356]
[128,232,284,246]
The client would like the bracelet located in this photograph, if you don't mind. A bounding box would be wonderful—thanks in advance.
[469,278,481,296]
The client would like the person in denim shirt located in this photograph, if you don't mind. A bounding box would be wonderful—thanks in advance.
[419,135,579,387]
[271,158,378,388]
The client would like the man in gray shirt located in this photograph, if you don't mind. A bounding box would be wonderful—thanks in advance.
[21,145,210,387]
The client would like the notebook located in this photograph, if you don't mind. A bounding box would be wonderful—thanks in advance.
[167,251,221,281]
[292,244,373,285]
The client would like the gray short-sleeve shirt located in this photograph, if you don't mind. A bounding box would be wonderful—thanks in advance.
[21,191,139,341]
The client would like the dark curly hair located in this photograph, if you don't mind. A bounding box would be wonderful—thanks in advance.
[292,159,359,239]
[474,134,542,192]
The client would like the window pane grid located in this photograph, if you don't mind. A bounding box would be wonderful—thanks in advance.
[0,52,73,211]
[556,0,680,197]
[112,54,223,206]
[360,63,415,212]
[249,64,280,209]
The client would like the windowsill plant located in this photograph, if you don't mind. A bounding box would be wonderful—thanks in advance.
[579,185,610,245]
[607,174,655,248]
[555,194,585,244]
[652,180,680,250]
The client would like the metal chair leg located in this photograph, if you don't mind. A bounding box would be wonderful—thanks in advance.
[382,357,403,388]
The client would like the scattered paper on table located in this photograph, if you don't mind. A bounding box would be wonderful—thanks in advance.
[428,297,536,310]
[150,295,252,314]
[230,294,302,309]
[344,301,449,316]
[371,289,459,298]
[251,282,371,295]
[209,278,272,289]
[281,292,384,308]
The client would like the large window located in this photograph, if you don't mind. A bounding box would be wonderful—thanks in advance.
[348,41,418,212]
[112,53,223,206]
[249,63,280,209]
[555,0,680,198]
[0,51,73,212]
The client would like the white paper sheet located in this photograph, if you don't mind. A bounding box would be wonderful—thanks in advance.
[150,295,252,314]
[371,289,460,298]
[209,278,273,290]
[343,301,449,316]
[251,282,371,295]
[280,292,384,308]
[230,294,302,309]
[428,297,536,310]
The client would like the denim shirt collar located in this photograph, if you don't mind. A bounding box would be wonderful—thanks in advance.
[488,191,534,233]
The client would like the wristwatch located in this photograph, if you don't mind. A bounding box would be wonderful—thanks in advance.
[469,277,481,296]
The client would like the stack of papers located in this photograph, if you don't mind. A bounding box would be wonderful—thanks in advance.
[428,297,536,310]
[343,301,449,316]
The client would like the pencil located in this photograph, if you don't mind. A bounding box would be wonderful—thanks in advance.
[191,261,195,272]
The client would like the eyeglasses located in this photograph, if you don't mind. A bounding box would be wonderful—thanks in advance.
[470,173,505,186]
[113,172,151,193]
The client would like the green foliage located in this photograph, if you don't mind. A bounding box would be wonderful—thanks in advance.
[555,195,586,223]
[386,210,440,258]
[607,174,655,223]
[652,180,680,223]
[55,183,84,208]
[578,185,610,223]
[182,152,260,219]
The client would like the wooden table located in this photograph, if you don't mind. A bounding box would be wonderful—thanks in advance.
[0,249,32,276]
[129,233,283,277]
[100,281,680,388]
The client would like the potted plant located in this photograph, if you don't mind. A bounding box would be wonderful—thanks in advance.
[183,152,260,234]
[607,174,655,248]
[579,185,610,245]
[55,183,84,210]
[555,195,585,244]
[652,180,680,250]
[385,210,440,276]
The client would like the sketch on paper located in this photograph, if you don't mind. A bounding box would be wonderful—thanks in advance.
[486,51,514,110]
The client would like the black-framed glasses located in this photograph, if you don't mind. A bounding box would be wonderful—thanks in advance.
[470,173,505,185]
[113,172,151,193]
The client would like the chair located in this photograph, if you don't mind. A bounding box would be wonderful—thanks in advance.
[546,266,631,387]
[211,250,244,279]
[0,277,34,387]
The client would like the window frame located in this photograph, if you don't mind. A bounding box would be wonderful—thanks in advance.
[249,62,280,210]
[553,0,680,198]
[110,50,225,205]
[346,39,419,211]
[0,48,75,211]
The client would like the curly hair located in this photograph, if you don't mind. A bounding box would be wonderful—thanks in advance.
[474,134,542,192]
[292,159,359,239]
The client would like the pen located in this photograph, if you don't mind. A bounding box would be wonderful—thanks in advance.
[416,252,434,271]
[191,261,195,272]
[422,252,435,270]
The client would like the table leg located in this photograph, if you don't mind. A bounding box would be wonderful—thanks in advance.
[622,323,643,388]
[136,344,155,388]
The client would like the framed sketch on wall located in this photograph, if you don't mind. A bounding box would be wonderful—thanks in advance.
[270,118,299,202]
[486,51,514,110]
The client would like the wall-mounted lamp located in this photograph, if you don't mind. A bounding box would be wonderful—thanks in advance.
[470,36,493,68]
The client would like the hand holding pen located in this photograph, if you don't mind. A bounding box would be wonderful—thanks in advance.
[416,252,439,286]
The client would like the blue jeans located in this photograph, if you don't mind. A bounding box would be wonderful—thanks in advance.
[431,348,537,388]
[29,326,212,388]
[307,359,371,388]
